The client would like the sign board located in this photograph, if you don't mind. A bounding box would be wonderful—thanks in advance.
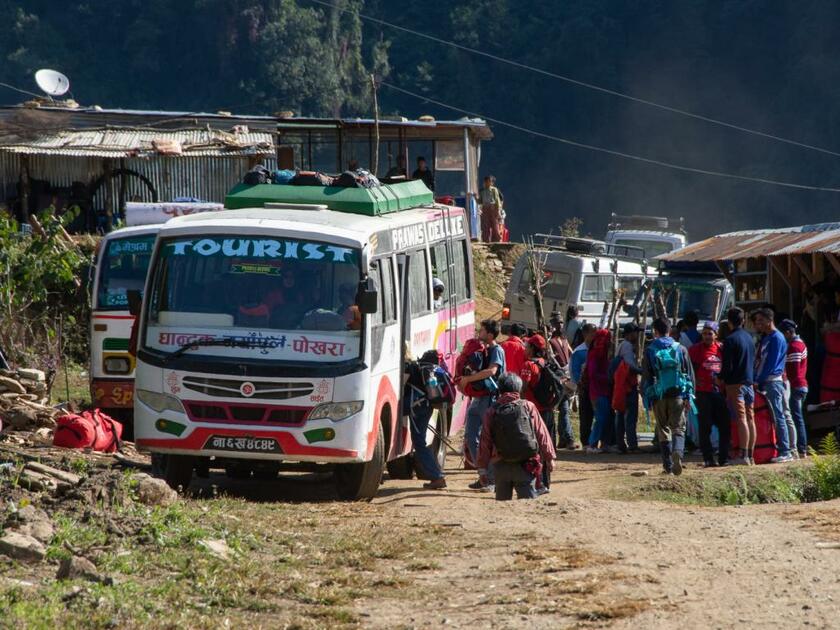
[435,140,465,171]
[125,202,223,226]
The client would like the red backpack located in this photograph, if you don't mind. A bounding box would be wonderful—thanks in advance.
[53,409,124,453]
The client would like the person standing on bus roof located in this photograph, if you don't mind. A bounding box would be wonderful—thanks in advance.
[501,323,527,376]
[478,175,502,242]
[457,319,505,492]
[412,156,435,192]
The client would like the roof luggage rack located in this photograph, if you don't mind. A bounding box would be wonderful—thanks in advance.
[532,233,646,260]
[609,213,685,234]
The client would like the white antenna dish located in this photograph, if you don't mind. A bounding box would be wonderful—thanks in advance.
[34,69,70,97]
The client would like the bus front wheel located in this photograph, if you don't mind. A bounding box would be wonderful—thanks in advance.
[163,455,195,493]
[334,427,384,501]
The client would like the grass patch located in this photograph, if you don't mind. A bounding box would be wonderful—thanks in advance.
[51,361,90,407]
[0,492,456,629]
[634,436,840,506]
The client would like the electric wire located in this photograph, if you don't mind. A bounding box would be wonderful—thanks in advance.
[0,81,43,99]
[309,0,840,158]
[380,81,840,193]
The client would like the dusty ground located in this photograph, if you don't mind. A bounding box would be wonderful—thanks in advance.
[2,443,840,628]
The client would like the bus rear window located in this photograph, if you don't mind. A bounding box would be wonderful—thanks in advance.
[96,235,156,310]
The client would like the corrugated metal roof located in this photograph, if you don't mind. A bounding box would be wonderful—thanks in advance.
[0,127,274,157]
[658,223,840,262]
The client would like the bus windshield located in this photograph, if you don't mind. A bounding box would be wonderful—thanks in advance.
[143,235,362,363]
[96,235,157,310]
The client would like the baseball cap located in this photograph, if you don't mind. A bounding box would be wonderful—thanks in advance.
[622,322,643,334]
[432,278,444,291]
[702,320,719,332]
[525,334,546,351]
[778,319,797,333]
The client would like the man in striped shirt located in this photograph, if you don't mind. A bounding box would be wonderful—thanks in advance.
[780,319,808,458]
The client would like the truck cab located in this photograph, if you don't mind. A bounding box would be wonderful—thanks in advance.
[604,213,687,260]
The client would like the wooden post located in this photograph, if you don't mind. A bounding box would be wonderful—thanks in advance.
[19,155,30,223]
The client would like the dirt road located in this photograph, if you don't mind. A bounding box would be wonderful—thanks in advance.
[358,450,840,628]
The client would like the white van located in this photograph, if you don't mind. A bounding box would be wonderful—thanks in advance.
[502,235,653,333]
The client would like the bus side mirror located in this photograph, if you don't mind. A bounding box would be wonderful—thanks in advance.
[127,289,142,317]
[357,277,378,314]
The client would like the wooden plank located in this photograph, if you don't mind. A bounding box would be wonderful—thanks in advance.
[825,253,840,277]
[792,256,815,285]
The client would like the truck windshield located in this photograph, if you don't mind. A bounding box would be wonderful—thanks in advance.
[613,238,675,259]
[143,235,362,363]
[664,283,723,320]
[96,235,157,310]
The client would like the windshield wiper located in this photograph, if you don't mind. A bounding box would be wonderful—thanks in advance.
[162,339,233,363]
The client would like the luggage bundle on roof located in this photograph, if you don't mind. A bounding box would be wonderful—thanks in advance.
[225,179,434,216]
[609,213,685,234]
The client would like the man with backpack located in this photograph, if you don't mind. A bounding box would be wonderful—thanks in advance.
[548,313,577,450]
[477,373,556,500]
[642,318,695,475]
[457,319,506,491]
[520,334,560,488]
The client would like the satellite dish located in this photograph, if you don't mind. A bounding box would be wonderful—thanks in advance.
[34,69,70,97]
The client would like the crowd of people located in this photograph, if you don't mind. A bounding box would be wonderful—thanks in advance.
[414,304,812,501]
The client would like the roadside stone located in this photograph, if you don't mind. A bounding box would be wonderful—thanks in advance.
[0,531,46,562]
[631,470,650,477]
[56,556,101,582]
[10,505,55,543]
[17,369,46,382]
[198,538,233,560]
[133,473,178,506]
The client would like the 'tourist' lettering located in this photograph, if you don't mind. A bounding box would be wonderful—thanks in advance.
[168,238,354,263]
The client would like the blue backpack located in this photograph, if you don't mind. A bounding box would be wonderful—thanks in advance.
[651,345,691,400]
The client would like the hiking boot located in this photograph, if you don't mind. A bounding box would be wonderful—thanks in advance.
[661,443,673,474]
[607,445,623,454]
[468,479,486,490]
[423,478,447,490]
[770,453,794,464]
[671,451,683,476]
[730,457,749,466]
[798,451,808,459]
[585,446,604,454]
[566,442,581,450]
[703,460,716,468]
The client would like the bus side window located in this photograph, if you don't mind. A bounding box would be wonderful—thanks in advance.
[370,261,385,326]
[454,239,471,300]
[408,250,430,315]
[431,243,451,305]
[381,257,396,323]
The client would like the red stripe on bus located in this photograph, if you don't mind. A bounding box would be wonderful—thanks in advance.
[93,315,136,320]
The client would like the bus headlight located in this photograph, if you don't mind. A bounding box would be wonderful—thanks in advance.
[137,389,186,414]
[307,401,363,422]
[103,356,131,374]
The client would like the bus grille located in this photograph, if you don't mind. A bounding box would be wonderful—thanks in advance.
[182,376,314,400]
[184,401,309,426]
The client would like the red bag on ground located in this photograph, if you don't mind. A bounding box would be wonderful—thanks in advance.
[729,392,777,464]
[53,409,123,453]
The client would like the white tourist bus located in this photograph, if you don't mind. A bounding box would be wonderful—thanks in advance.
[132,182,474,499]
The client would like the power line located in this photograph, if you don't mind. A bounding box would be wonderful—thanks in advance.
[0,81,42,99]
[309,0,840,159]
[380,81,840,194]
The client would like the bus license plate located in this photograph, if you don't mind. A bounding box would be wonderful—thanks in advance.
[204,436,281,453]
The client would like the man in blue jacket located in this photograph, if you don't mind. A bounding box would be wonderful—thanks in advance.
[721,307,755,465]
[751,308,792,463]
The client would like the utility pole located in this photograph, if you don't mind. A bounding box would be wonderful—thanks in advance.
[370,74,380,176]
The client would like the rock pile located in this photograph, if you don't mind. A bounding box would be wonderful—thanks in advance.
[0,368,57,434]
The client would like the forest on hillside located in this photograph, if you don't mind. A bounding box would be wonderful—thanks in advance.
[2,0,840,239]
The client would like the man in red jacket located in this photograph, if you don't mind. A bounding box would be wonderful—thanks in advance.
[501,323,528,376]
[477,373,556,500]
[688,322,729,467]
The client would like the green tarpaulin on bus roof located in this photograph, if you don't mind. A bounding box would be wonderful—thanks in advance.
[224,180,434,216]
